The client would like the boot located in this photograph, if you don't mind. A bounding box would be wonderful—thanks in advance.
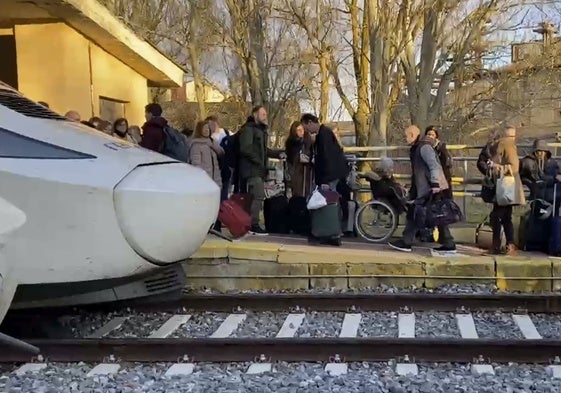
[485,239,501,255]
[505,243,518,257]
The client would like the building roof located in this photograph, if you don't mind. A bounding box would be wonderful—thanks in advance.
[0,0,184,88]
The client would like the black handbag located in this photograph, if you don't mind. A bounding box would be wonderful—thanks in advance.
[480,170,495,203]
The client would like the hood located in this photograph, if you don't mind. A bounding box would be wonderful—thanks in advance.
[533,139,552,158]
[144,116,168,129]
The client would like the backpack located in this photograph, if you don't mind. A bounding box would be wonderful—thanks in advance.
[162,125,190,163]
[220,129,239,169]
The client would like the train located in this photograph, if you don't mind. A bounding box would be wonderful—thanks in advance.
[0,81,220,324]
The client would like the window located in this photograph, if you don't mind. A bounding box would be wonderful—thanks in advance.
[0,127,95,159]
[99,97,127,123]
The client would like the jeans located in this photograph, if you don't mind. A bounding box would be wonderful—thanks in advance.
[246,176,265,226]
[490,204,514,244]
[220,167,232,201]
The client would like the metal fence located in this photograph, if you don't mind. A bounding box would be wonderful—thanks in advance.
[342,142,561,216]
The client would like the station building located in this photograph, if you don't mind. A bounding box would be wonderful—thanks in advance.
[0,0,184,125]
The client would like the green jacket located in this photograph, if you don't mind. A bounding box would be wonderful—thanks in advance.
[238,118,279,179]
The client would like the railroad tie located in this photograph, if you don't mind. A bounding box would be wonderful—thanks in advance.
[512,314,542,340]
[86,316,128,339]
[210,314,247,338]
[396,313,418,376]
[325,313,363,376]
[148,314,191,339]
[455,312,494,376]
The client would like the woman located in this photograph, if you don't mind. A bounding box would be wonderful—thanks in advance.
[113,118,135,143]
[425,126,453,199]
[127,125,142,144]
[284,121,312,197]
[189,121,224,187]
[486,126,525,256]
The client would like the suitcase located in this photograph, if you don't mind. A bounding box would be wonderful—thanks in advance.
[230,193,252,214]
[288,167,311,235]
[218,199,251,238]
[549,184,561,256]
[342,200,358,236]
[311,189,342,239]
[264,194,289,234]
[520,211,550,252]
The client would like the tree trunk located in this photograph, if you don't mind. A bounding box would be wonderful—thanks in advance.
[187,43,207,120]
[318,50,329,122]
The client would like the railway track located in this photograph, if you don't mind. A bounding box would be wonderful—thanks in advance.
[3,292,561,378]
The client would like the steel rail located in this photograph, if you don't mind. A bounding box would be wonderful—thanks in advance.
[147,293,561,313]
[1,338,561,363]
[7,293,561,317]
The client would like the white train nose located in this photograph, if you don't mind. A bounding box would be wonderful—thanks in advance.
[114,163,220,265]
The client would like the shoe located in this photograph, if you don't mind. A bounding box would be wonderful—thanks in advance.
[388,240,412,252]
[249,225,268,236]
[434,244,457,253]
[505,243,518,257]
[329,237,342,247]
[485,248,501,255]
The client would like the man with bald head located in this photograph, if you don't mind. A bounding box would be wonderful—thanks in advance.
[65,110,81,122]
[389,125,456,253]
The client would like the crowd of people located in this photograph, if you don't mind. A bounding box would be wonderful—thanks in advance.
[43,99,561,253]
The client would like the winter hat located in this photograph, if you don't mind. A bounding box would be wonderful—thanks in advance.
[532,139,549,153]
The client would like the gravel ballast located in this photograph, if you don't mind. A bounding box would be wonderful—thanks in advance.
[296,312,345,338]
[231,311,287,338]
[3,362,561,393]
[105,313,174,338]
[415,312,460,338]
[358,312,398,337]
[171,312,227,338]
[473,311,524,339]
[530,314,561,339]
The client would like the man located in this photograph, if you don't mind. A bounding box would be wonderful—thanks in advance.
[300,114,349,191]
[65,110,81,122]
[520,138,561,202]
[140,103,167,153]
[388,125,456,253]
[238,106,285,235]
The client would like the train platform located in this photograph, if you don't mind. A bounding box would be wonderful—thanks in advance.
[184,227,560,294]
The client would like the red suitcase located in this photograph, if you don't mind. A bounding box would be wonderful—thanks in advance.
[218,199,251,238]
[230,193,252,214]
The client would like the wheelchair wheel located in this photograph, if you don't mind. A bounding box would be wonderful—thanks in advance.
[355,199,399,243]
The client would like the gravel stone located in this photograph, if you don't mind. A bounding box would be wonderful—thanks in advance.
[415,312,460,338]
[530,314,561,339]
[3,362,561,392]
[105,313,174,338]
[58,312,122,338]
[473,312,524,339]
[171,312,227,338]
[296,312,344,338]
[358,312,398,337]
[231,312,286,338]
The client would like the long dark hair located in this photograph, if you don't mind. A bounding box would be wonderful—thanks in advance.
[113,118,129,137]
[193,120,210,138]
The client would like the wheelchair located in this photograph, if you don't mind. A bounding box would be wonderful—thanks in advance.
[354,177,409,243]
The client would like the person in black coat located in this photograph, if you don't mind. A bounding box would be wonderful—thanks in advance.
[300,114,349,191]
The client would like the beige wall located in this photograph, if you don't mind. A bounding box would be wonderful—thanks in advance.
[184,81,225,103]
[14,23,148,126]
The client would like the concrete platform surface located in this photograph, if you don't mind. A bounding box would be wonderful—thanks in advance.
[184,233,558,293]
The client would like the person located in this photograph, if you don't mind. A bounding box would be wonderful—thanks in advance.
[482,126,525,255]
[37,101,49,108]
[89,117,104,130]
[65,110,81,122]
[140,103,167,153]
[127,126,142,144]
[300,114,349,191]
[189,121,223,187]
[80,120,96,128]
[238,106,285,235]
[207,115,234,203]
[112,118,135,142]
[388,125,456,253]
[425,126,453,199]
[361,157,407,212]
[520,139,561,202]
[284,121,312,198]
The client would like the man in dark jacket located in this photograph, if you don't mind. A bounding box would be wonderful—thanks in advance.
[300,114,349,190]
[389,125,455,253]
[140,103,167,153]
[238,106,285,235]
[520,139,561,201]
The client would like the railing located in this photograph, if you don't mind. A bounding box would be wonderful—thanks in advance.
[341,142,561,217]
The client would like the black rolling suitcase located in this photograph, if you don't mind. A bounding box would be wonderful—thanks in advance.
[549,184,561,255]
[288,167,311,235]
[264,160,289,234]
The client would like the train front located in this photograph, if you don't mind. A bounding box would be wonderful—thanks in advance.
[0,86,220,309]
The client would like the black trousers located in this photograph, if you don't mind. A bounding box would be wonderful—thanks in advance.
[490,204,513,245]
